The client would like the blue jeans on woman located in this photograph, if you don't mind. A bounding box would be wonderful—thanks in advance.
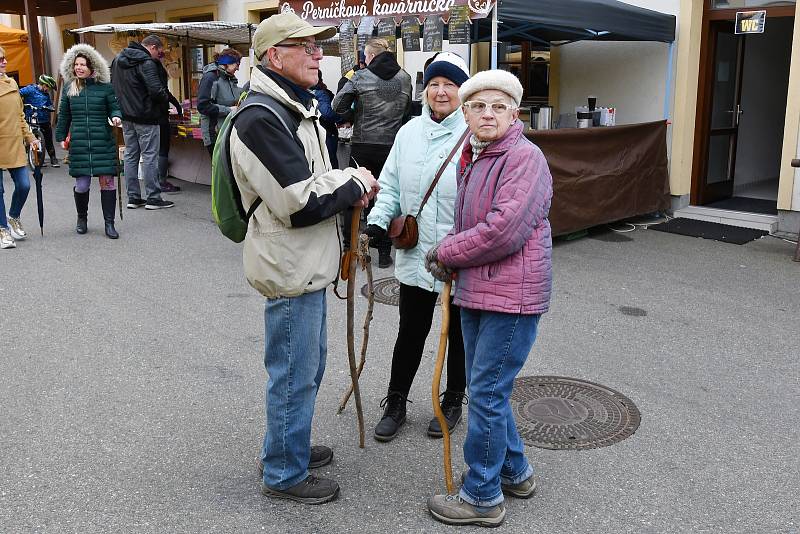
[0,166,31,229]
[260,289,327,490]
[459,308,541,508]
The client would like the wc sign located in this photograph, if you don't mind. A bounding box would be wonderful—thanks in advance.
[735,10,766,34]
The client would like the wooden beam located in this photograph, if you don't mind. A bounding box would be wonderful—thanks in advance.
[76,0,95,46]
[22,0,44,78]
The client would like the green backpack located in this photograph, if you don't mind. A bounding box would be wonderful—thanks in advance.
[211,91,297,243]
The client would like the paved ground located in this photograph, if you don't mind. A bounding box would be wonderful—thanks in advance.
[1,163,798,533]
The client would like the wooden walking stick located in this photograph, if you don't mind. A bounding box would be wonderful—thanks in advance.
[338,231,374,413]
[432,279,454,493]
[345,206,366,448]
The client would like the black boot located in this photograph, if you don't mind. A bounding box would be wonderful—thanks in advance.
[100,189,119,239]
[74,188,89,234]
[427,391,467,438]
[374,390,409,442]
[378,248,393,269]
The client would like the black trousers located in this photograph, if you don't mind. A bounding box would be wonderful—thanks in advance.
[389,283,466,396]
[341,143,393,253]
[39,122,56,159]
[159,120,171,158]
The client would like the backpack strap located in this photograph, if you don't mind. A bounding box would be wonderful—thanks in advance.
[227,91,301,219]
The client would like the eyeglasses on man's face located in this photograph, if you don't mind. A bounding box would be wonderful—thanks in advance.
[463,100,517,115]
[275,41,323,56]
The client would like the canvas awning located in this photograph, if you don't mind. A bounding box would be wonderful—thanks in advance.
[71,22,257,47]
[0,23,33,85]
[474,0,676,44]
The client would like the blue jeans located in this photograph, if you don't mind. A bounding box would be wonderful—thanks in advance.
[0,166,31,229]
[459,309,541,507]
[122,121,162,202]
[260,289,328,490]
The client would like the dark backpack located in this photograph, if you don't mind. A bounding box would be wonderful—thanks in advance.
[211,92,297,243]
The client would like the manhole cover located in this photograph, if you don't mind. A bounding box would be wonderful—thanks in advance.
[362,277,440,306]
[511,376,641,450]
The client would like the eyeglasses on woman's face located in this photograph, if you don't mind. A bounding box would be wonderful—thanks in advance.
[274,41,323,56]
[463,100,516,115]
[0,56,7,63]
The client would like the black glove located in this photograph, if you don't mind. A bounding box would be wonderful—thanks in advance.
[364,224,387,239]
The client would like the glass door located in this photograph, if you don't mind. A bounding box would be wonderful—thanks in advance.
[702,21,745,203]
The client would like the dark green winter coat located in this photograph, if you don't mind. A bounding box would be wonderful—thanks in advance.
[55,44,122,178]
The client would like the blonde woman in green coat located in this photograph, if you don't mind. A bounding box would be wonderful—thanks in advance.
[55,44,122,239]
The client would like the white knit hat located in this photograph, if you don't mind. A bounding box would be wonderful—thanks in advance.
[458,69,524,106]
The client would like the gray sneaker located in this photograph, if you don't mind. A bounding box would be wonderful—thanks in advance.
[427,494,506,527]
[460,471,537,499]
[257,445,333,475]
[261,475,340,505]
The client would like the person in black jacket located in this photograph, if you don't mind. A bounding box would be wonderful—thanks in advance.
[111,34,174,210]
[156,59,183,193]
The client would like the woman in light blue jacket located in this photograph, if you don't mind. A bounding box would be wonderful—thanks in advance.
[365,53,470,443]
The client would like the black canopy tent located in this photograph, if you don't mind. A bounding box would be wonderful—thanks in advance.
[472,0,676,45]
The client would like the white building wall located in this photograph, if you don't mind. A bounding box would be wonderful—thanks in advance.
[558,0,679,126]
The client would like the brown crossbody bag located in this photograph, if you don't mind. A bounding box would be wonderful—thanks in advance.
[388,128,470,250]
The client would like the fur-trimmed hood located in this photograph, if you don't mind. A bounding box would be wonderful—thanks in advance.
[59,43,111,85]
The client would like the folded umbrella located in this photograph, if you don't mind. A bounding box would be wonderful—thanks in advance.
[32,161,44,235]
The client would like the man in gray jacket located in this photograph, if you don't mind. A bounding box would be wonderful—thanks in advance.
[333,38,412,268]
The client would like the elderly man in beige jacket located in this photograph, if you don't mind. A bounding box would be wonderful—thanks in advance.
[228,13,379,505]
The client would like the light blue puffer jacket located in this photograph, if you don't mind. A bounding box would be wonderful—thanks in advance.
[367,104,468,293]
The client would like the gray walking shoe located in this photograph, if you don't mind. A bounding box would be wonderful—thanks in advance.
[257,445,333,475]
[460,470,537,499]
[261,475,340,505]
[427,494,506,527]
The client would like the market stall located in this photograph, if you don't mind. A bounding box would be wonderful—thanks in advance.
[71,22,256,185]
[529,121,670,236]
[0,24,33,86]
[279,0,676,233]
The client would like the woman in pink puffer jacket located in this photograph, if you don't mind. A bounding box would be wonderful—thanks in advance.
[425,70,553,528]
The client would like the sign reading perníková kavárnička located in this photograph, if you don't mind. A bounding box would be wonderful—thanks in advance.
[278,0,495,26]
[735,10,766,34]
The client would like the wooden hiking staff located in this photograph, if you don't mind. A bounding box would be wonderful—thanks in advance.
[432,280,454,493]
[338,231,374,414]
[344,206,366,448]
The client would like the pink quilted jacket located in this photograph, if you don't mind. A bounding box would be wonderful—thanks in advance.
[437,120,553,315]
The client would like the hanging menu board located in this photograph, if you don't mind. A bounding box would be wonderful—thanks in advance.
[318,36,339,57]
[448,5,471,44]
[423,16,443,52]
[401,17,421,52]
[357,17,376,53]
[377,19,397,53]
[339,20,355,75]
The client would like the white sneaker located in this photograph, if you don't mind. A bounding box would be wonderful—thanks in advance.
[7,217,26,240]
[0,227,16,249]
